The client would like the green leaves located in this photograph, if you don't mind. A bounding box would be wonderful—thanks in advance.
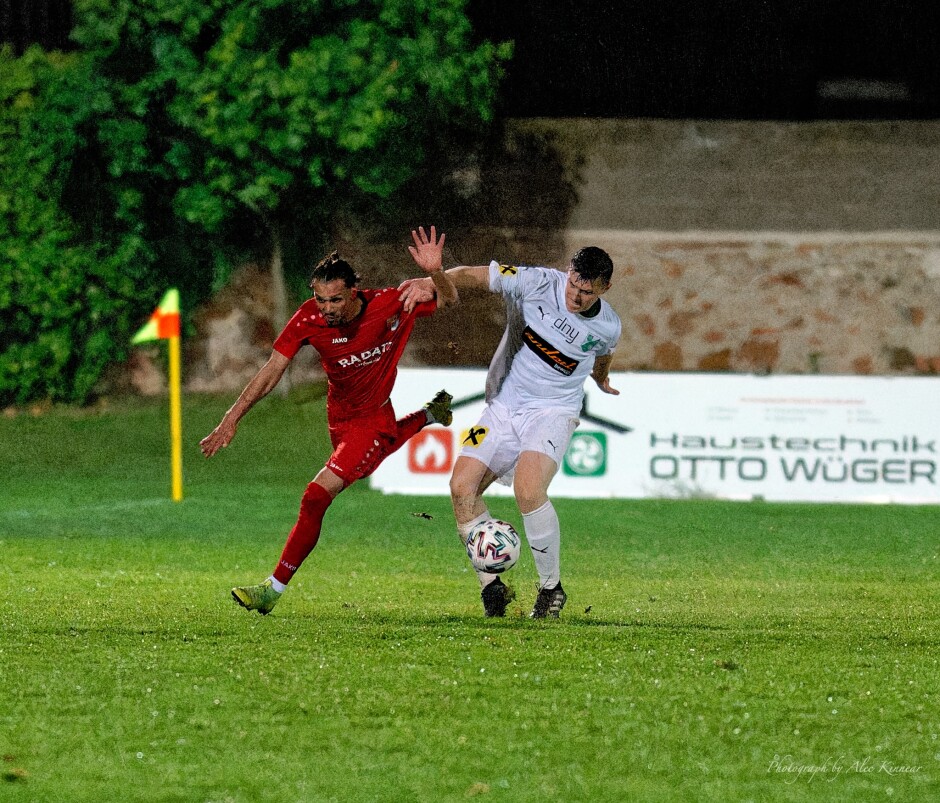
[1,0,508,404]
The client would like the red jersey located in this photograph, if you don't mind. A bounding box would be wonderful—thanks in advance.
[273,288,436,421]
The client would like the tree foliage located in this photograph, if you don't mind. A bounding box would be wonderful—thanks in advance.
[0,0,509,405]
[0,46,156,404]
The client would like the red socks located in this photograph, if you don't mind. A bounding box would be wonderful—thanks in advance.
[388,409,429,454]
[273,481,333,585]
[272,410,427,587]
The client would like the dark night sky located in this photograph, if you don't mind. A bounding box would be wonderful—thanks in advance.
[3,0,938,119]
[469,0,940,119]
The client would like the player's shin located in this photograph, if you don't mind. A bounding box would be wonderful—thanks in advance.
[458,510,501,589]
[273,481,333,585]
[522,500,561,590]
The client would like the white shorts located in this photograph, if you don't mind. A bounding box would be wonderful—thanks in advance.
[458,399,580,483]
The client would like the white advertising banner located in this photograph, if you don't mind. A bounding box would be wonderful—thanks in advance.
[371,369,940,504]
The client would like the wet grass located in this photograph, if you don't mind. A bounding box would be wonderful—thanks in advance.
[1,394,938,801]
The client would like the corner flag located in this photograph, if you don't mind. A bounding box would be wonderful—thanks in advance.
[132,289,180,343]
[132,289,184,502]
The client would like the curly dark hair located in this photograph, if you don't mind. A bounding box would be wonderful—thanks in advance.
[308,251,361,290]
[570,246,613,285]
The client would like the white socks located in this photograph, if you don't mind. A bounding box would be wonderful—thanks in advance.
[522,500,561,590]
[268,576,287,593]
[459,503,562,590]
[458,511,500,589]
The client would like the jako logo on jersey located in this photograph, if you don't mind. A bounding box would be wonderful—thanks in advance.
[461,426,488,447]
[408,430,453,473]
[332,336,348,344]
[522,326,579,376]
[498,264,518,276]
[337,341,393,368]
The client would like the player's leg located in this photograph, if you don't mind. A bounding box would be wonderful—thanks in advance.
[452,403,520,615]
[232,417,384,614]
[386,389,453,455]
[452,455,515,617]
[231,467,343,615]
[272,466,343,584]
[514,451,567,618]
[514,410,579,618]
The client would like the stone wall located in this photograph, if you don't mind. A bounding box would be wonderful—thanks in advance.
[133,119,940,394]
[565,230,940,375]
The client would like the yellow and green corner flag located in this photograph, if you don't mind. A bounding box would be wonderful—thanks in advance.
[132,289,183,502]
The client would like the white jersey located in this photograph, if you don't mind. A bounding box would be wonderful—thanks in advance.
[484,261,622,415]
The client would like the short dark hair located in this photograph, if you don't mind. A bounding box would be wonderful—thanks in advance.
[570,246,613,285]
[308,251,361,290]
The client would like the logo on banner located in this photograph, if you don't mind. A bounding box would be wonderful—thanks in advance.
[408,430,453,473]
[563,432,607,476]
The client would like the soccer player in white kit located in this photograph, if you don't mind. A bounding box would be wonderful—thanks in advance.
[401,246,621,618]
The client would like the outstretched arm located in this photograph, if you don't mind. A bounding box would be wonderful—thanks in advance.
[200,351,291,457]
[399,264,491,313]
[591,354,619,395]
[408,225,458,308]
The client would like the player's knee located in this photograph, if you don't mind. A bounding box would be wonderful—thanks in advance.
[300,481,334,514]
[515,492,547,514]
[513,481,548,514]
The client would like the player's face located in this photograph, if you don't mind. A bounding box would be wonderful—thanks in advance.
[565,269,609,313]
[312,279,359,326]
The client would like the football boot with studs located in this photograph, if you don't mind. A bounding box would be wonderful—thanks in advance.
[530,582,567,619]
[481,577,515,617]
[231,579,282,615]
[423,389,453,427]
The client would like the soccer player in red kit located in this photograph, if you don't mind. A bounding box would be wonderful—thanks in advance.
[200,227,456,614]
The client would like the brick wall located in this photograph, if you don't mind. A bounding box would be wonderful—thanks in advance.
[174,119,940,393]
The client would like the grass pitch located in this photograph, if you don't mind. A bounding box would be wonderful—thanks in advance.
[1,391,938,802]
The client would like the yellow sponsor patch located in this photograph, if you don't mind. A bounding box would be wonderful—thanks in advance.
[498,264,518,276]
[460,426,488,447]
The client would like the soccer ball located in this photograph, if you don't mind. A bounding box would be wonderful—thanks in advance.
[466,519,521,574]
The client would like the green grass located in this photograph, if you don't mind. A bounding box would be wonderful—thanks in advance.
[1,392,938,802]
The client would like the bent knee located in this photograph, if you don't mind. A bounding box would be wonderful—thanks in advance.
[514,489,548,514]
[513,476,549,513]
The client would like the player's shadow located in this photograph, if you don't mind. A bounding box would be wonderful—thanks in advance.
[285,610,732,634]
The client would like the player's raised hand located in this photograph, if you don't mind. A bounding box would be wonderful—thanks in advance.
[408,225,445,275]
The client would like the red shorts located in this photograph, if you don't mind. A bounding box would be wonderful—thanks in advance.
[326,403,398,485]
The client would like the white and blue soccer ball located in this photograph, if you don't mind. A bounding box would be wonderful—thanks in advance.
[466,519,521,574]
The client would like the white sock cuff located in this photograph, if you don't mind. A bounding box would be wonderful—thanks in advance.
[458,510,491,542]
[522,500,554,522]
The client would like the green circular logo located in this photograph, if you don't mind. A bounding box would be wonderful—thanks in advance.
[563,432,607,476]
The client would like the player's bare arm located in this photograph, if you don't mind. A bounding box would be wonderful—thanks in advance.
[399,264,490,313]
[408,225,458,309]
[591,354,619,395]
[200,351,291,457]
